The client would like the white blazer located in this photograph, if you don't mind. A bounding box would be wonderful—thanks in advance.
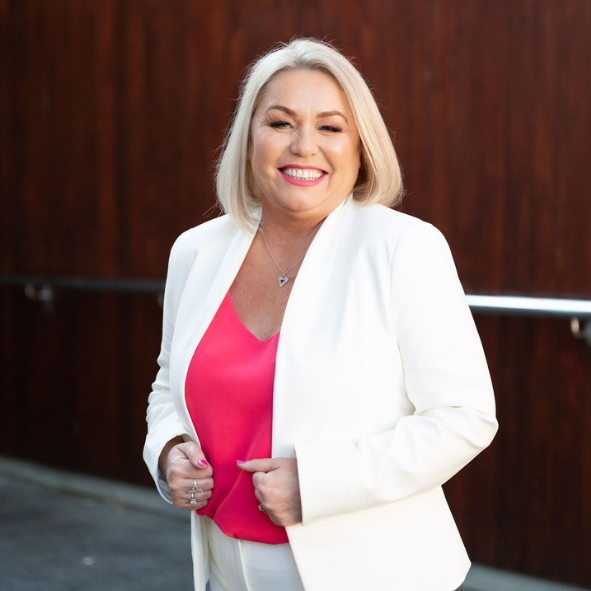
[144,196,498,591]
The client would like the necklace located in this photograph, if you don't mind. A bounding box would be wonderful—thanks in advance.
[258,226,306,287]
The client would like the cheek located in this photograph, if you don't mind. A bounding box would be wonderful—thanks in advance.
[250,135,276,168]
[341,141,361,172]
[333,135,360,162]
[353,146,361,169]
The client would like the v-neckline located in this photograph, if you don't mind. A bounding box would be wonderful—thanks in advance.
[226,292,280,343]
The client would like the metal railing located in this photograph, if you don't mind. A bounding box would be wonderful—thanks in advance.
[466,294,591,346]
[2,274,591,345]
[465,294,591,318]
[0,275,165,295]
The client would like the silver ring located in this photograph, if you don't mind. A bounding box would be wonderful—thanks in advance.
[190,491,197,505]
[258,504,268,514]
[188,480,203,494]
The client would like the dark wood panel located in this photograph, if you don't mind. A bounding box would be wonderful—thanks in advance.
[1,0,591,586]
[0,287,160,486]
[445,314,591,586]
[2,0,590,293]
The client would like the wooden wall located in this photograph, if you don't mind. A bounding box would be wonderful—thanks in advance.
[1,0,590,587]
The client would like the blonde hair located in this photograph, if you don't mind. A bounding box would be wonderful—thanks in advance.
[216,38,403,232]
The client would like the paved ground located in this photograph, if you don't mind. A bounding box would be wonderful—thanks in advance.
[1,456,589,591]
[0,464,193,591]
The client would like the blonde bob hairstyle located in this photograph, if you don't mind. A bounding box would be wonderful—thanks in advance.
[216,38,403,232]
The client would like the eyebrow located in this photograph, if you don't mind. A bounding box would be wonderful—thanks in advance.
[266,105,348,121]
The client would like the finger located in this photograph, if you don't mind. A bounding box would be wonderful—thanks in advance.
[168,456,212,481]
[236,458,278,473]
[169,475,214,501]
[167,443,211,476]
[182,477,214,493]
[174,489,212,503]
[171,484,213,511]
[252,471,265,489]
[173,495,209,511]
[183,442,211,471]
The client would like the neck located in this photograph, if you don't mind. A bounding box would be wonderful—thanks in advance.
[260,218,324,246]
[255,208,328,278]
[258,202,340,244]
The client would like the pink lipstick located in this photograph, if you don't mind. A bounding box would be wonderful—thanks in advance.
[278,165,327,187]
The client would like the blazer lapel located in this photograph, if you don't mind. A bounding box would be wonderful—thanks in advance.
[272,196,353,456]
[170,221,257,441]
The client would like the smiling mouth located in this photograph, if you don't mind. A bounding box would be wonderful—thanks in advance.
[279,167,327,181]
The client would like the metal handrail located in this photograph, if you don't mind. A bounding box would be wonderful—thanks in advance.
[1,274,590,345]
[0,274,164,294]
[465,295,591,318]
[465,295,591,346]
[1,274,590,315]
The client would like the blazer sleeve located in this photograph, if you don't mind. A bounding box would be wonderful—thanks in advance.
[143,235,194,503]
[294,222,499,524]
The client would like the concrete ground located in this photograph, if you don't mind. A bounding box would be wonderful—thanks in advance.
[0,457,192,591]
[0,456,588,591]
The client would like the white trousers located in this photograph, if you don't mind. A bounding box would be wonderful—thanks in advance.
[206,519,306,591]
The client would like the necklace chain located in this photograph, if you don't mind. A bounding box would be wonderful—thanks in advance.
[258,226,306,287]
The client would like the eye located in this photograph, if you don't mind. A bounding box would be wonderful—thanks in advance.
[269,120,291,129]
[320,125,343,133]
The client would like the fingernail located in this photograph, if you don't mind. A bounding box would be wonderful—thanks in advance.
[236,460,246,464]
[197,459,208,467]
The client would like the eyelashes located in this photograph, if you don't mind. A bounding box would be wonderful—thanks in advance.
[267,120,343,133]
[320,125,343,133]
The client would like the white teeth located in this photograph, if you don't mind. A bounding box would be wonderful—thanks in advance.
[281,168,324,180]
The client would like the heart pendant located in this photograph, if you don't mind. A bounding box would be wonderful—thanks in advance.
[278,275,289,287]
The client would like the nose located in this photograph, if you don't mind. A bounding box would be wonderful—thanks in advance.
[290,126,318,157]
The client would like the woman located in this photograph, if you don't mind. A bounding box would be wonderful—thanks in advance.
[144,38,498,591]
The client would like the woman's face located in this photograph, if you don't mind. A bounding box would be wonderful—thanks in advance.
[248,69,361,224]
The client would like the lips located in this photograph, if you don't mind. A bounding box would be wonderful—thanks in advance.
[280,167,325,180]
[278,165,328,186]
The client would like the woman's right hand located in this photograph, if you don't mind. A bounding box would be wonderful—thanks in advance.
[159,438,214,510]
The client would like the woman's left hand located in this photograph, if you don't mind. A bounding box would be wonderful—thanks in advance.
[237,458,302,527]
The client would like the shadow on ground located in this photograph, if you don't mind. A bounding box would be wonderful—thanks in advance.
[0,474,193,591]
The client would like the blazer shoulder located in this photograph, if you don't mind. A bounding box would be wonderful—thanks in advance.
[350,202,443,249]
[165,213,245,281]
[171,213,239,254]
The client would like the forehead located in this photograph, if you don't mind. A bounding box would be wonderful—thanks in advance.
[256,69,352,114]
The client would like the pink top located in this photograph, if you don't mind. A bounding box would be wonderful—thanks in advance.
[185,291,288,544]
